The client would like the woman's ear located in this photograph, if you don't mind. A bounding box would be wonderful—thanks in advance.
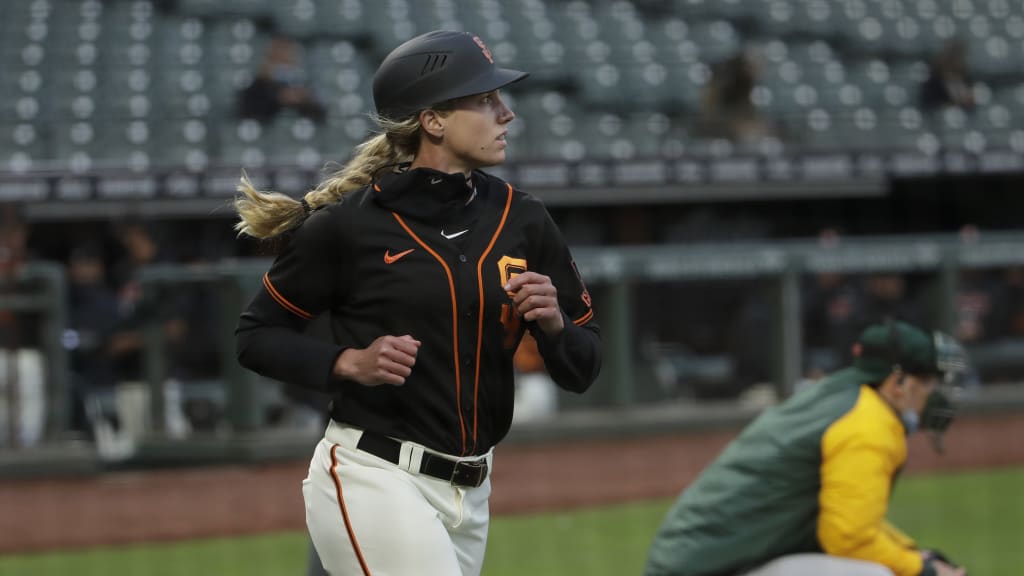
[419,109,445,139]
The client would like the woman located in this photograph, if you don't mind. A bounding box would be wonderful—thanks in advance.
[234,30,601,576]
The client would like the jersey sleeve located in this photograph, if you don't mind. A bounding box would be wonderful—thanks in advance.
[818,397,926,576]
[235,206,351,392]
[527,204,601,393]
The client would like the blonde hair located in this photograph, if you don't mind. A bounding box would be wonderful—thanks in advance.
[234,115,423,239]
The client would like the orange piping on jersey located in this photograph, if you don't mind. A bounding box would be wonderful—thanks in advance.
[573,309,594,326]
[373,184,381,192]
[329,444,372,576]
[263,273,314,320]
[392,213,467,454]
[473,183,514,454]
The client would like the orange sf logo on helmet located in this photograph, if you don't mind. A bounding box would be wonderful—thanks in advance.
[473,36,494,64]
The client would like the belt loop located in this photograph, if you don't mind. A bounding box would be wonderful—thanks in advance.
[404,444,424,474]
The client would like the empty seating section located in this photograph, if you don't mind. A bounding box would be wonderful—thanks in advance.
[2,0,1023,172]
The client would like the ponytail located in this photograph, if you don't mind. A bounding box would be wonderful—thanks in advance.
[234,114,424,239]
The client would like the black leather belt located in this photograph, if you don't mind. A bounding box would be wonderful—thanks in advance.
[356,430,489,488]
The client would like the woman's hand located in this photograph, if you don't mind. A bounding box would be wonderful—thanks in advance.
[334,335,421,386]
[505,272,564,336]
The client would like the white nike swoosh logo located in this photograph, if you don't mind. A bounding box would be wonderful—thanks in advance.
[430,177,443,184]
[441,229,469,239]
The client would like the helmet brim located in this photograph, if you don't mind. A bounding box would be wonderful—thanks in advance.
[382,68,528,120]
[447,67,529,101]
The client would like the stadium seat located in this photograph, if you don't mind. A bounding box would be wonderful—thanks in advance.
[306,39,375,114]
[176,0,273,19]
[262,115,323,169]
[0,121,46,174]
[153,118,211,172]
[217,118,268,169]
[311,0,370,39]
[4,0,1023,171]
[94,120,153,172]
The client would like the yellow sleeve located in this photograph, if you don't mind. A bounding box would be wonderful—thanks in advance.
[818,388,924,576]
[881,521,917,549]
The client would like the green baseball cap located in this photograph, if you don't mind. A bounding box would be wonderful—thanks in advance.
[852,320,969,382]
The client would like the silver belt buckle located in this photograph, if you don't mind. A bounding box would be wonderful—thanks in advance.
[450,458,488,488]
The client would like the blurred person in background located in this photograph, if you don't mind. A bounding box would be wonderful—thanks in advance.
[919,39,976,112]
[861,273,927,330]
[234,30,600,576]
[106,221,190,445]
[951,226,1005,348]
[108,221,178,385]
[0,205,46,447]
[954,269,1003,345]
[802,228,868,379]
[65,243,119,437]
[998,266,1024,337]
[645,320,969,576]
[511,332,558,424]
[237,35,327,124]
[697,49,779,147]
[802,270,866,375]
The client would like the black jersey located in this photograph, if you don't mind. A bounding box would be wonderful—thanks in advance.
[236,166,601,456]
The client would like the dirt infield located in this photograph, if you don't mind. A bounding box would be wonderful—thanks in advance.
[1,411,1022,554]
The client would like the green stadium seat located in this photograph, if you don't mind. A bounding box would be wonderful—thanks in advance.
[153,118,211,172]
[574,62,625,107]
[101,93,155,124]
[992,83,1024,111]
[969,34,1016,77]
[687,20,741,66]
[316,117,365,165]
[217,118,267,169]
[306,39,376,112]
[0,121,46,173]
[515,110,586,163]
[92,120,153,172]
[49,120,99,173]
[311,0,370,39]
[622,112,675,159]
[620,62,673,108]
[665,62,709,112]
[176,0,273,19]
[574,112,639,160]
[272,0,320,39]
[647,18,701,67]
[669,0,749,22]
[263,115,323,169]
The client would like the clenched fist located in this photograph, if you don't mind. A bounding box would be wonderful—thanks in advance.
[334,334,421,386]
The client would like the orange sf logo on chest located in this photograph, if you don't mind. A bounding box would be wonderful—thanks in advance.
[473,36,494,64]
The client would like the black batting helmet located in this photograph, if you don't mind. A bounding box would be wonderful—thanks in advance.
[372,30,528,121]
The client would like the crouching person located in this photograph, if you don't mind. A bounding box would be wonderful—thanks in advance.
[645,320,969,576]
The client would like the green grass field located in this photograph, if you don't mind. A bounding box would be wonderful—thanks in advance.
[1,467,1019,576]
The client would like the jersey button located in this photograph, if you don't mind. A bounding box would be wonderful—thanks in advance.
[462,354,472,366]
[458,254,467,263]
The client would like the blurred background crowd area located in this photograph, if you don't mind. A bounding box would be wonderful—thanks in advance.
[2,0,1024,172]
[2,0,1024,452]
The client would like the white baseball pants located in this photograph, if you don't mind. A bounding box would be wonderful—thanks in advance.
[304,421,493,576]
[740,553,896,576]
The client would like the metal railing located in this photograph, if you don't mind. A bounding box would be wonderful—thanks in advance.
[5,233,1024,454]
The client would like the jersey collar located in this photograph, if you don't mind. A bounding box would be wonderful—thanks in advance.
[373,164,482,223]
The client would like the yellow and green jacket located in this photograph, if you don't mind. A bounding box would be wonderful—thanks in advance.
[645,367,933,576]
